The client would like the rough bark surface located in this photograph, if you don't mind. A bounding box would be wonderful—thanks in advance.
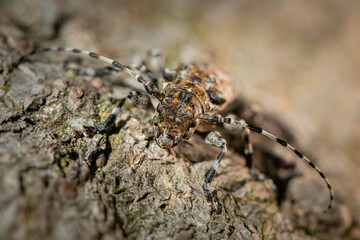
[0,30,293,240]
[0,1,358,239]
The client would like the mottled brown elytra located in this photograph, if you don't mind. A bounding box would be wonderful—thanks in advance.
[16,47,334,213]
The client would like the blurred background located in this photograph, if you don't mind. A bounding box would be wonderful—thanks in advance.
[1,0,360,237]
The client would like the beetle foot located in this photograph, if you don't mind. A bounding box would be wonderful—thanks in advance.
[75,125,102,138]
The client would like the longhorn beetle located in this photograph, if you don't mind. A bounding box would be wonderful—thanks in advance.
[16,47,334,213]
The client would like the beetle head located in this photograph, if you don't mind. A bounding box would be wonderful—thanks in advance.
[152,94,201,149]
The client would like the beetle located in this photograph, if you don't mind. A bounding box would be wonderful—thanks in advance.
[16,47,334,213]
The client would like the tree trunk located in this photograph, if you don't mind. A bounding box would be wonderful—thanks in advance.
[0,10,349,240]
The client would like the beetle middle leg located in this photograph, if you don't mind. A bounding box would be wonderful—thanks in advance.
[224,115,254,168]
[202,130,227,214]
[240,123,272,183]
[223,115,276,187]
[77,91,151,137]
[146,48,166,78]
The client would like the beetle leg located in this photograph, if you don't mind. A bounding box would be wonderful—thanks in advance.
[76,91,151,137]
[147,48,166,78]
[223,116,273,185]
[224,115,254,169]
[203,131,227,214]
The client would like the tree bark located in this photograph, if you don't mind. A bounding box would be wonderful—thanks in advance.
[0,11,348,240]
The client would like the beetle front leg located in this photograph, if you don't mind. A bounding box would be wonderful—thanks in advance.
[203,131,227,214]
[76,91,151,137]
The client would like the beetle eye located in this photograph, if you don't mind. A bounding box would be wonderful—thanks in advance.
[152,118,159,126]
[189,120,198,128]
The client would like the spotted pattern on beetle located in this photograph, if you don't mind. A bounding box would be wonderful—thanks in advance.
[163,62,235,111]
[15,47,334,213]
